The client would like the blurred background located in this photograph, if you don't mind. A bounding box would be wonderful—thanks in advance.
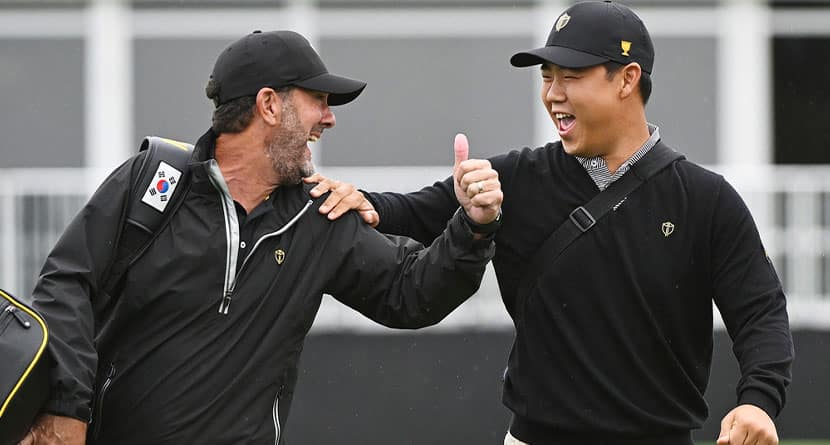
[1,0,829,443]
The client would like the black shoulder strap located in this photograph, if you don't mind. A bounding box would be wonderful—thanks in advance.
[101,137,193,297]
[516,141,685,299]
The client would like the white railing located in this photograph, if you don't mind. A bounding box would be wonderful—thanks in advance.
[1,165,829,331]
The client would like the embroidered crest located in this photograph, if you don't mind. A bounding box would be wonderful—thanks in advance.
[555,13,571,32]
[274,249,286,265]
[621,40,632,57]
[140,161,182,213]
[661,222,675,237]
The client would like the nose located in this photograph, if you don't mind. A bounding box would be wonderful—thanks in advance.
[321,105,336,129]
[545,78,565,103]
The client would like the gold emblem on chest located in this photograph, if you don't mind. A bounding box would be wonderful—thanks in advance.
[661,222,675,237]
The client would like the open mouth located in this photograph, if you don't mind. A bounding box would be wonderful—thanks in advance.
[307,134,320,142]
[554,112,576,134]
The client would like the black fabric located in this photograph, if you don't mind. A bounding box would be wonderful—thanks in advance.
[516,141,683,301]
[101,137,193,304]
[509,415,693,445]
[0,289,50,445]
[210,30,366,106]
[367,139,793,439]
[29,128,494,444]
[510,1,654,73]
[234,198,274,274]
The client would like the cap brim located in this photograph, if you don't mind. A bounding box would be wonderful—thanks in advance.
[294,72,367,106]
[510,46,609,68]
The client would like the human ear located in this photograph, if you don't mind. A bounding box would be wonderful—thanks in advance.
[619,63,642,100]
[256,87,281,126]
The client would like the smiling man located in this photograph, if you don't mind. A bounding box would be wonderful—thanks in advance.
[309,2,794,444]
[23,30,502,445]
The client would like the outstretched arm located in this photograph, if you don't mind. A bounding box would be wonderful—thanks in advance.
[306,134,506,245]
[324,134,502,327]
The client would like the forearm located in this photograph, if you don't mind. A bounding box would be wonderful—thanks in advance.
[329,210,494,329]
[365,177,458,245]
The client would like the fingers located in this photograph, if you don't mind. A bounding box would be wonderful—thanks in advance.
[457,161,498,198]
[469,186,503,208]
[360,209,380,228]
[729,422,750,445]
[462,178,501,199]
[17,430,34,445]
[307,174,337,199]
[718,405,779,445]
[718,410,735,444]
[323,192,368,220]
[303,172,325,184]
[453,133,469,171]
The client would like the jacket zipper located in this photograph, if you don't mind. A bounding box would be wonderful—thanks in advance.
[207,159,313,315]
[206,160,241,315]
[91,363,116,439]
[273,384,285,445]
[221,200,313,314]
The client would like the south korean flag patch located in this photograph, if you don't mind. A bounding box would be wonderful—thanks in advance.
[141,161,182,213]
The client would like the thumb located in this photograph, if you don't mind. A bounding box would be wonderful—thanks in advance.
[717,411,735,444]
[453,133,469,170]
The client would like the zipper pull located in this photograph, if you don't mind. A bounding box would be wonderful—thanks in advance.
[218,292,232,315]
[6,306,31,328]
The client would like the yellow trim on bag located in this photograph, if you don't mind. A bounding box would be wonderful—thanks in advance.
[0,289,49,418]
[159,137,192,152]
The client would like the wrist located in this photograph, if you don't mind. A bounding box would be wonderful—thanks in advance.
[457,207,501,235]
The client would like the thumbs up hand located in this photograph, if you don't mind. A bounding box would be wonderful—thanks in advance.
[452,133,502,227]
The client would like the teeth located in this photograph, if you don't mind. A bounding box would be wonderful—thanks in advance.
[308,135,319,142]
[554,113,574,120]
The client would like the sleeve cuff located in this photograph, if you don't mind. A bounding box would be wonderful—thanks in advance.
[449,208,497,253]
[738,388,780,419]
[44,399,91,423]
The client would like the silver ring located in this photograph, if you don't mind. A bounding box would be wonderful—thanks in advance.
[476,182,484,194]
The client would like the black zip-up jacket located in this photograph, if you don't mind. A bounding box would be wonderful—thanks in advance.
[31,130,495,444]
[367,141,793,444]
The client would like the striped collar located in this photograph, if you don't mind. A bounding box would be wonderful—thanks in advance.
[574,124,660,191]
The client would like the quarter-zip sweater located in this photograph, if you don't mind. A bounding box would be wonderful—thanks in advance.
[367,140,793,444]
[31,129,495,444]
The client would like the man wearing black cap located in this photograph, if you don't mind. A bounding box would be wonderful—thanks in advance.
[22,30,502,445]
[311,2,793,444]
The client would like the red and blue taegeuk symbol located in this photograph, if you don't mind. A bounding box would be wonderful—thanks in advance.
[156,179,170,194]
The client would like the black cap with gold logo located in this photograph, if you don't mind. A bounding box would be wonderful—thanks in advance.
[510,1,654,74]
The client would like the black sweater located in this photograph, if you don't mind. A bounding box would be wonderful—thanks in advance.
[367,141,793,443]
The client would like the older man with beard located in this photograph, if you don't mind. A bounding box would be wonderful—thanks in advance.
[22,30,503,445]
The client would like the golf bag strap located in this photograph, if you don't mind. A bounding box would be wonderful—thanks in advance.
[102,137,193,297]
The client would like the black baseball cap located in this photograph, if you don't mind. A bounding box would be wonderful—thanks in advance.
[510,1,654,74]
[209,30,367,106]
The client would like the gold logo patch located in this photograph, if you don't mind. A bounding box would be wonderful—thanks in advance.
[274,249,286,265]
[621,40,632,57]
[555,13,571,32]
[661,222,675,237]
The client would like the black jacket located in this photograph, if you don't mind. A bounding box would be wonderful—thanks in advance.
[367,140,793,444]
[31,130,494,444]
